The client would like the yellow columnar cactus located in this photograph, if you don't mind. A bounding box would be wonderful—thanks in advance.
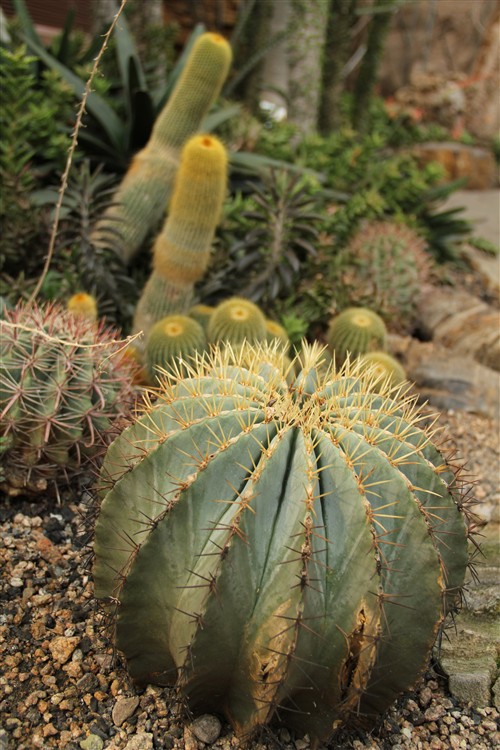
[91,33,232,263]
[132,134,228,345]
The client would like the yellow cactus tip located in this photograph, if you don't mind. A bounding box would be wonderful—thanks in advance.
[67,292,98,321]
[162,319,186,337]
[206,32,227,44]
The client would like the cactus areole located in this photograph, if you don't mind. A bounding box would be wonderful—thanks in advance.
[93,343,469,741]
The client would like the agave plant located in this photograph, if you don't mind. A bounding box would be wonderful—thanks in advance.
[94,341,471,743]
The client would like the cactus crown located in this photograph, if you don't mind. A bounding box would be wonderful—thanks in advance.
[94,341,470,742]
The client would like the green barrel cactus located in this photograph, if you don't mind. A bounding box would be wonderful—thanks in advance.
[359,351,407,391]
[331,221,430,332]
[327,306,387,365]
[145,314,206,383]
[188,303,215,331]
[91,33,232,262]
[132,133,228,345]
[265,319,290,349]
[207,296,267,345]
[93,342,470,742]
[0,301,134,497]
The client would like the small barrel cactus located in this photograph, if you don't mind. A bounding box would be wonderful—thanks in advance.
[188,304,215,331]
[207,296,267,345]
[93,342,470,743]
[67,292,98,322]
[331,221,430,331]
[91,32,232,262]
[132,133,228,344]
[265,319,290,349]
[0,302,134,497]
[327,306,387,364]
[145,314,206,383]
[359,351,407,391]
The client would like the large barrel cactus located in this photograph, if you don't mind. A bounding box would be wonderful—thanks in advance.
[93,342,470,742]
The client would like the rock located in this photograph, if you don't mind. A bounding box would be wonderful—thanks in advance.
[448,672,492,707]
[417,287,500,372]
[112,695,140,727]
[0,730,8,750]
[123,733,154,750]
[79,735,104,750]
[48,635,80,665]
[493,677,500,710]
[190,714,222,744]
[412,143,498,189]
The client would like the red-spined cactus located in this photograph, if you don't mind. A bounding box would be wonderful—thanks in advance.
[93,342,470,742]
[0,302,135,497]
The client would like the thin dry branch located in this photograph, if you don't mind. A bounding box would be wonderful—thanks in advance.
[28,0,129,304]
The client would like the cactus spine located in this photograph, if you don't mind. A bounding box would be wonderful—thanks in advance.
[327,306,387,364]
[145,314,206,382]
[94,343,469,742]
[132,134,228,344]
[91,33,232,262]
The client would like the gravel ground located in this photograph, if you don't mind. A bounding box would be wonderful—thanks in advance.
[1,408,499,750]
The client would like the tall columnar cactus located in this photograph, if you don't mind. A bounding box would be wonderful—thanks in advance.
[145,314,206,383]
[207,296,267,345]
[91,33,232,262]
[327,306,387,364]
[0,302,134,497]
[332,221,430,331]
[93,342,470,743]
[132,133,228,345]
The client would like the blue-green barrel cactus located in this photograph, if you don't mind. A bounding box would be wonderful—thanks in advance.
[93,342,470,742]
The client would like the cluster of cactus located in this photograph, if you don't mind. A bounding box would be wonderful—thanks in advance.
[0,301,135,497]
[142,297,290,384]
[330,221,430,332]
[93,341,470,742]
[327,306,406,389]
[91,32,232,263]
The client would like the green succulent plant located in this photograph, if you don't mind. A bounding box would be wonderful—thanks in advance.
[207,296,267,345]
[132,133,228,345]
[188,303,215,331]
[91,32,232,263]
[145,315,207,383]
[326,307,387,365]
[330,221,430,332]
[198,169,322,310]
[94,342,470,743]
[0,301,135,498]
